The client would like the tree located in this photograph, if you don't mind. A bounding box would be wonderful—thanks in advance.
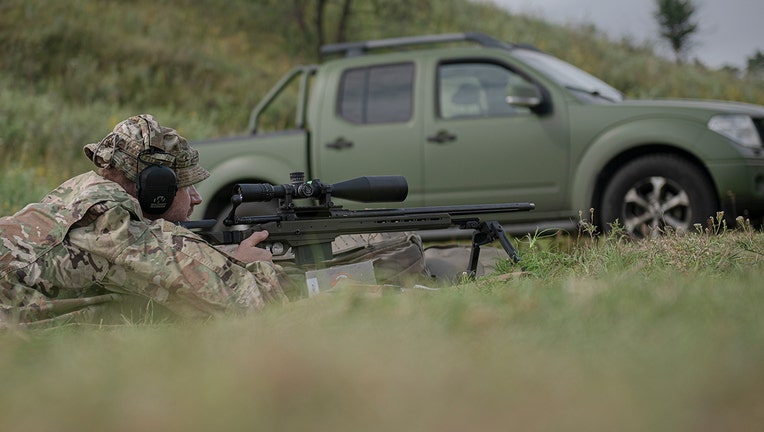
[290,0,425,61]
[292,0,353,61]
[746,49,764,78]
[653,0,699,64]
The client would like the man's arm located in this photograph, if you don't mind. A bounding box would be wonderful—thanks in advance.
[68,207,286,318]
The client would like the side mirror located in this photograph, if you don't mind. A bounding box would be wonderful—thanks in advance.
[505,82,542,108]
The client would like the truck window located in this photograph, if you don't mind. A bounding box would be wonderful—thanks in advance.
[438,62,530,119]
[338,63,414,124]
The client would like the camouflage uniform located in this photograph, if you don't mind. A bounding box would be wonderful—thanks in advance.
[0,115,286,328]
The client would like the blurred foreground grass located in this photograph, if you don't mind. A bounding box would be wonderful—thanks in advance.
[1,225,763,431]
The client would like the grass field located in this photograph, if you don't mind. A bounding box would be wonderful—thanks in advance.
[2,1,764,429]
[1,222,763,431]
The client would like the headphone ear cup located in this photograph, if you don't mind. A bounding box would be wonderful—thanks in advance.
[137,164,178,215]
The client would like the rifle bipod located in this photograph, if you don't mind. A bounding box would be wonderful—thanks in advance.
[465,220,521,279]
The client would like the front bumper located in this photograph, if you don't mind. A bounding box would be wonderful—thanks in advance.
[708,158,764,221]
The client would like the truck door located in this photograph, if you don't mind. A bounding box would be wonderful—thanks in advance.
[314,62,425,205]
[422,59,569,215]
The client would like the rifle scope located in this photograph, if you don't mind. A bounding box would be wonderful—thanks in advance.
[235,175,409,203]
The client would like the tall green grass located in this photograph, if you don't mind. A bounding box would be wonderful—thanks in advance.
[0,80,221,211]
[1,226,763,431]
[0,166,57,215]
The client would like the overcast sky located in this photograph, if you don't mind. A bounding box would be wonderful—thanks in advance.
[487,0,763,69]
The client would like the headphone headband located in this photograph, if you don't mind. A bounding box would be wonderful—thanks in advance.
[138,147,176,168]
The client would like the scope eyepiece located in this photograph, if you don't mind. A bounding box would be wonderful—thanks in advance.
[235,183,282,202]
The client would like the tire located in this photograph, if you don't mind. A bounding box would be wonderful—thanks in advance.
[600,154,717,237]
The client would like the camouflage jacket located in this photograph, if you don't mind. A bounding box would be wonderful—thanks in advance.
[0,172,286,328]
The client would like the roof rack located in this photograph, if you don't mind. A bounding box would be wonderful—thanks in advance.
[320,32,512,58]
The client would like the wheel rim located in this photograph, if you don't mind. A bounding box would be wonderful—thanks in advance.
[621,176,692,236]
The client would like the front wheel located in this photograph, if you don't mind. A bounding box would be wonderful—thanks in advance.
[600,155,718,237]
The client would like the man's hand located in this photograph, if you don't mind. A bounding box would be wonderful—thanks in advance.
[232,230,273,263]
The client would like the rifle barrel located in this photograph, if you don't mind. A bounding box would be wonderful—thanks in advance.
[344,202,534,218]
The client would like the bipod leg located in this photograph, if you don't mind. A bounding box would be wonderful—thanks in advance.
[465,235,482,279]
[484,221,521,264]
[469,221,522,274]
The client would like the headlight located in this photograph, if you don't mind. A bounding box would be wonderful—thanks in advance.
[708,114,762,148]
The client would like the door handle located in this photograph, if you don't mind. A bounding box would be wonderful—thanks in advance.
[426,130,457,144]
[325,137,354,150]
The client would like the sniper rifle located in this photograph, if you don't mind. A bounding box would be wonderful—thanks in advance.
[182,172,535,277]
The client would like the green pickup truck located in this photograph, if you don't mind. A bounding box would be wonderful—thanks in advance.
[191,32,764,236]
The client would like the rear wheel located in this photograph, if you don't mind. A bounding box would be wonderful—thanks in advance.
[600,155,717,237]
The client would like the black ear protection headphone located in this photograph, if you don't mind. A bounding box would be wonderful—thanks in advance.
[135,117,178,215]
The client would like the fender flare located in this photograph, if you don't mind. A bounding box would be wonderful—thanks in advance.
[570,117,709,216]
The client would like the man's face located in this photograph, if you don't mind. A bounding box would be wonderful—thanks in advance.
[156,185,202,223]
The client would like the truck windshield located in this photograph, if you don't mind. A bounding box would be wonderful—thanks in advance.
[512,49,624,103]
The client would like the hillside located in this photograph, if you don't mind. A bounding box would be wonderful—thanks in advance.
[1,0,763,213]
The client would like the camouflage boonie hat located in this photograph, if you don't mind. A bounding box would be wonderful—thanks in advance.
[84,114,210,188]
